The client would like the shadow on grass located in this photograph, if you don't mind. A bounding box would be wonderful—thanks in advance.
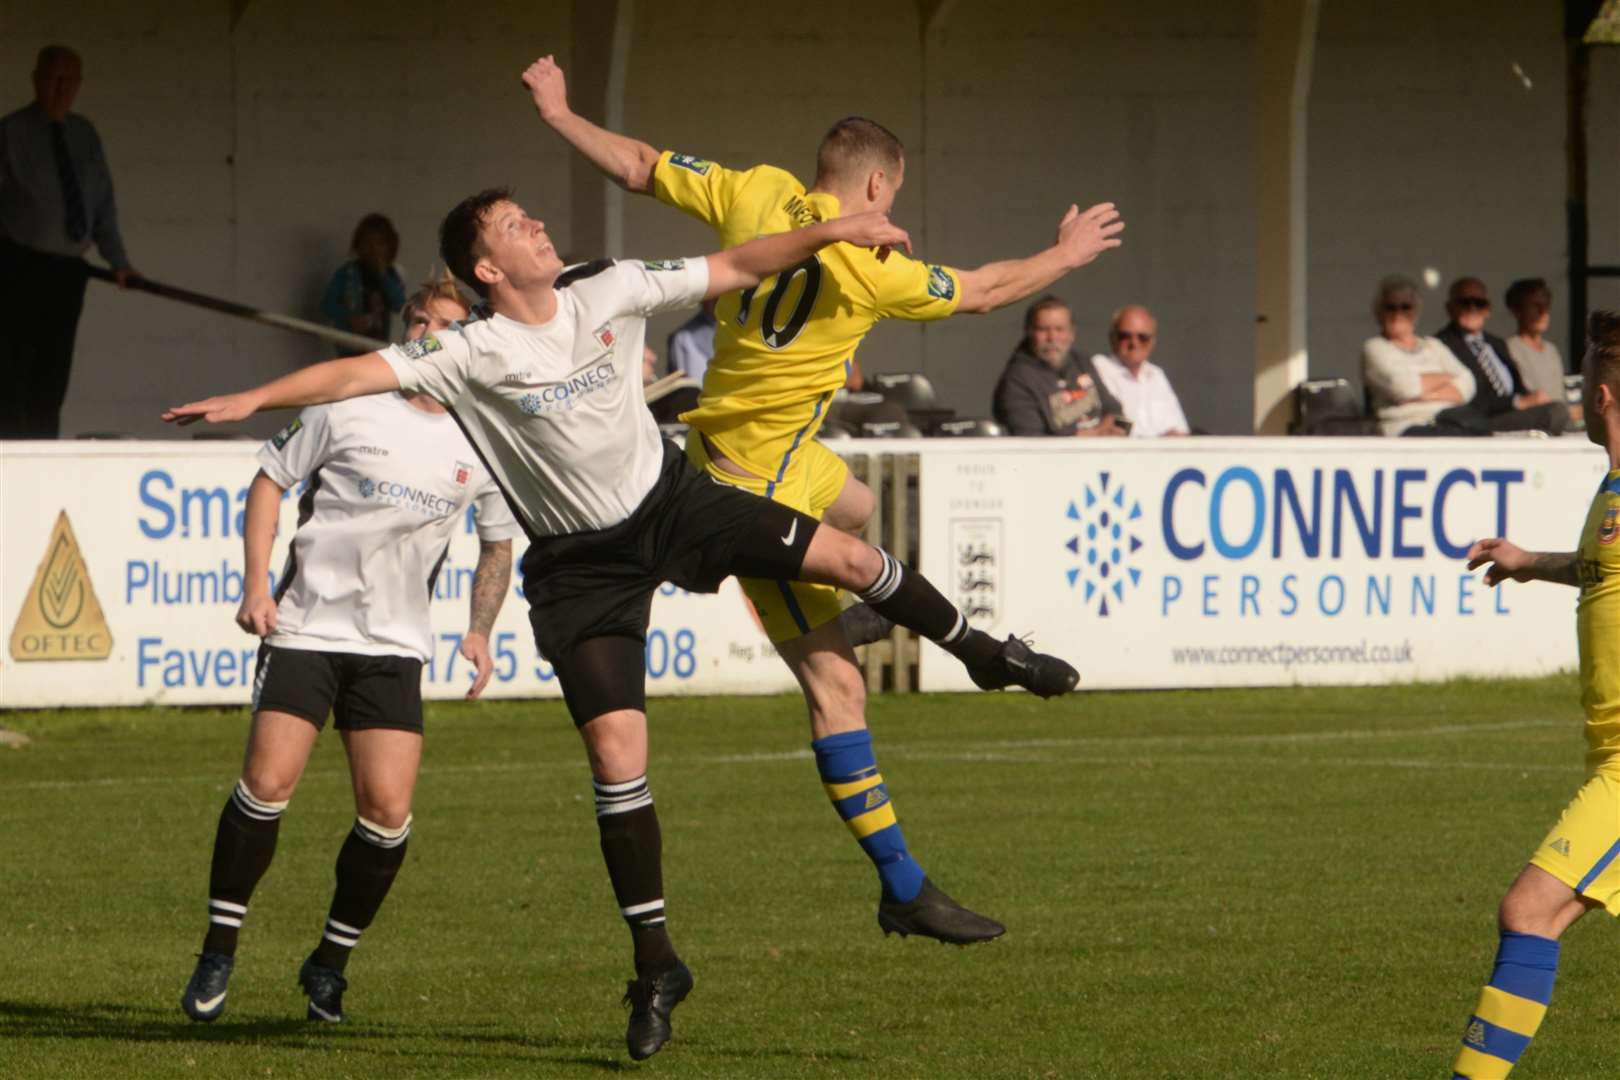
[0,999,878,1072]
[0,999,628,1071]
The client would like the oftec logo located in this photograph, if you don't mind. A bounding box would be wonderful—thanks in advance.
[1065,471,1145,616]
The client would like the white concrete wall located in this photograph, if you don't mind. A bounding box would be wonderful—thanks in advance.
[1306,0,1580,385]
[1,1,1610,439]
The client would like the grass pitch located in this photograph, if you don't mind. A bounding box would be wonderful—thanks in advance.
[4,678,1619,1079]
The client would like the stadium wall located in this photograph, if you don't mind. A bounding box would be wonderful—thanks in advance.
[0,1,1613,439]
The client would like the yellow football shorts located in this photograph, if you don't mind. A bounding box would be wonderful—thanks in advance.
[686,434,849,643]
[1529,766,1620,916]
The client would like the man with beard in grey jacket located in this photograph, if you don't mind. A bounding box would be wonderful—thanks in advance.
[992,295,1126,436]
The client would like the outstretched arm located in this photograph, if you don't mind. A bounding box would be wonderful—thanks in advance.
[524,55,660,195]
[1466,538,1581,587]
[704,212,911,297]
[955,203,1124,315]
[162,354,399,426]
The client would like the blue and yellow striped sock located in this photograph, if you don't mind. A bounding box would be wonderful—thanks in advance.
[812,729,926,904]
[1452,931,1559,1079]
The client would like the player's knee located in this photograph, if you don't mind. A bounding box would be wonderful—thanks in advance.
[817,535,881,591]
[355,795,413,832]
[1497,890,1560,938]
[239,770,296,807]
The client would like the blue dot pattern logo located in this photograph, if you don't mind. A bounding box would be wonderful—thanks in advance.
[358,478,375,498]
[519,393,543,416]
[1066,471,1145,616]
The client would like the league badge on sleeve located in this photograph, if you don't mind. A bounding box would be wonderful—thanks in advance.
[1599,504,1619,545]
[400,335,444,360]
[927,264,956,301]
[669,153,713,176]
[269,417,303,450]
[641,260,685,272]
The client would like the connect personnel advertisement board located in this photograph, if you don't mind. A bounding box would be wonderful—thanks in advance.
[918,438,1609,691]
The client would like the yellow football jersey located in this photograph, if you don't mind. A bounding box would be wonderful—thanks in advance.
[652,150,961,476]
[1577,469,1620,768]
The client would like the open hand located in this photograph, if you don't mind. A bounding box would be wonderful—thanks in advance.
[1466,537,1533,585]
[522,55,569,120]
[1056,202,1124,269]
[460,632,494,700]
[162,392,259,426]
[835,211,912,256]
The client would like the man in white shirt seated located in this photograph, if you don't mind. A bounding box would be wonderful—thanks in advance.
[1090,305,1191,436]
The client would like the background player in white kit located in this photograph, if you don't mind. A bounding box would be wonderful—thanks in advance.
[165,188,1075,1059]
[179,278,520,1025]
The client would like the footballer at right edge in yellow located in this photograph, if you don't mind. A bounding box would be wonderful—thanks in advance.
[1451,309,1620,1080]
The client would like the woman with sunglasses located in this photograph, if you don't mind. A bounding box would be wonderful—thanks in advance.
[1361,274,1480,436]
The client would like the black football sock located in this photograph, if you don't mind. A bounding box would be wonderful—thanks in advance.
[310,815,411,973]
[202,780,286,956]
[594,775,678,978]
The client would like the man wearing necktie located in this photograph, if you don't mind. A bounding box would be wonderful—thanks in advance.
[0,45,138,439]
[1436,276,1567,435]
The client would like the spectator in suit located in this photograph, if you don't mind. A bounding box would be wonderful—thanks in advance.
[1435,277,1566,434]
[992,296,1125,436]
[1505,278,1574,425]
[1361,275,1482,436]
[0,44,138,439]
[1091,305,1190,436]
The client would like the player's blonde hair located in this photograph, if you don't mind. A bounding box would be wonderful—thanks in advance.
[402,269,471,326]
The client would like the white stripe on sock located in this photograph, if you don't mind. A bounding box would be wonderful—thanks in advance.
[208,914,243,928]
[326,918,362,936]
[209,899,248,915]
[942,611,968,644]
[323,930,360,947]
[593,776,648,795]
[595,792,654,816]
[621,899,664,917]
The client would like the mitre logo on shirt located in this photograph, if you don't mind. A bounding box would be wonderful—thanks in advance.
[515,360,621,416]
[593,323,616,350]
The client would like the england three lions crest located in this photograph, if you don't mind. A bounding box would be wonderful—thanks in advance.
[949,518,1001,628]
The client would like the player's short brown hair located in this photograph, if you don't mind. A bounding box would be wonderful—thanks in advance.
[814,117,904,185]
[439,188,511,299]
[1589,310,1620,396]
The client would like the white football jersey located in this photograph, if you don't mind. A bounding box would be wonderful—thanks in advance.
[380,257,710,537]
[257,392,521,662]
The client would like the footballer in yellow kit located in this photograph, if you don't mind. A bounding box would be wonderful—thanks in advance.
[652,150,960,639]
[1525,471,1620,905]
[1451,311,1620,1080]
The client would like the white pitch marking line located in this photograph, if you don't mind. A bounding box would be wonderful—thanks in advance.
[3,718,1578,793]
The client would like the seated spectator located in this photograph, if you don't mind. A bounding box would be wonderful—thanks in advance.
[1361,275,1480,436]
[320,213,406,346]
[1435,277,1566,434]
[666,299,716,382]
[1091,305,1189,436]
[1506,278,1572,423]
[991,296,1125,436]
